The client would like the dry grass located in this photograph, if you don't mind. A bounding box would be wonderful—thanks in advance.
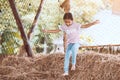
[0,52,120,80]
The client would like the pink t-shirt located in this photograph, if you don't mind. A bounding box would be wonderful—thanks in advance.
[59,22,81,44]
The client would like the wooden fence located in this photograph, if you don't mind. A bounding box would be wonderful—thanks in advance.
[80,44,120,54]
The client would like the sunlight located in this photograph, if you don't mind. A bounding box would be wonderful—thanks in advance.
[81,10,120,45]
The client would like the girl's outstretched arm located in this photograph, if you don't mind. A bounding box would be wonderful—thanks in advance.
[42,29,61,33]
[81,20,100,28]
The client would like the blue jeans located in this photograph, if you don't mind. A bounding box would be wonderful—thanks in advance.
[64,43,80,73]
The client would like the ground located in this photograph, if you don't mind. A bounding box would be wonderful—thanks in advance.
[0,52,120,80]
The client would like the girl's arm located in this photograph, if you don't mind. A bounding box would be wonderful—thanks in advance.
[81,20,100,28]
[42,29,61,33]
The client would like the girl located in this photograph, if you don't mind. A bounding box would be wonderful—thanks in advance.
[42,12,100,76]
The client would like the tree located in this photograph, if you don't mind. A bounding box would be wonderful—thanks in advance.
[8,0,33,57]
[0,0,112,54]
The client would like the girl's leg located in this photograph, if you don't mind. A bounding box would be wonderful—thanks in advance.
[63,43,73,75]
[71,43,80,70]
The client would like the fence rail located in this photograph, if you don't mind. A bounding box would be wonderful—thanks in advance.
[80,44,120,54]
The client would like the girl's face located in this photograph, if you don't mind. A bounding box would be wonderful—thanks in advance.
[64,19,73,27]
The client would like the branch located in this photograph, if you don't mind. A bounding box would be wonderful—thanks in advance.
[27,0,44,39]
[8,0,33,57]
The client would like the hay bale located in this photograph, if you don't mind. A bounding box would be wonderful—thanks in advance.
[0,52,120,80]
[0,54,9,65]
[2,56,32,67]
[0,66,16,75]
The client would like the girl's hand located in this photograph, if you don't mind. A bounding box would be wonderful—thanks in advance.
[93,20,100,25]
[42,29,48,33]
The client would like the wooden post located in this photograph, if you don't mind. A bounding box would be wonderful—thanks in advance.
[60,0,71,52]
[8,0,33,57]
[60,0,70,13]
[27,0,44,39]
[112,0,120,15]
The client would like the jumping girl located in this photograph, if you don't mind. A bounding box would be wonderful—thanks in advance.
[42,12,100,76]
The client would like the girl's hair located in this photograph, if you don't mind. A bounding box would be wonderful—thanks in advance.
[63,12,73,20]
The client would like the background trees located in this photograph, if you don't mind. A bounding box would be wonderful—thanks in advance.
[0,0,112,54]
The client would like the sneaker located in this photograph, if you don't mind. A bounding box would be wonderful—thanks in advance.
[62,73,69,76]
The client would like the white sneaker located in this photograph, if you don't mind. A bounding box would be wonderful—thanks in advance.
[62,73,69,76]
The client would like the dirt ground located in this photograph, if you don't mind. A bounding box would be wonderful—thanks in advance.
[0,52,120,80]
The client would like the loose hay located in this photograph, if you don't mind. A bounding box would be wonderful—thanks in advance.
[0,52,120,80]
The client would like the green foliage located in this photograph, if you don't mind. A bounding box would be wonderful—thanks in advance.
[0,0,112,54]
[0,0,17,31]
[1,29,21,54]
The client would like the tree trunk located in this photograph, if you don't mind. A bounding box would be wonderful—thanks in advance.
[19,0,44,56]
[27,0,44,39]
[8,0,33,57]
[60,0,71,52]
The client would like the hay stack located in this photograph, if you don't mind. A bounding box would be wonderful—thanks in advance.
[0,52,120,80]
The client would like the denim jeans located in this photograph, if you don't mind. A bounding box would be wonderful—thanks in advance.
[64,43,80,73]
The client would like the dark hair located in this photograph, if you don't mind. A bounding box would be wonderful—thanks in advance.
[63,12,73,20]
